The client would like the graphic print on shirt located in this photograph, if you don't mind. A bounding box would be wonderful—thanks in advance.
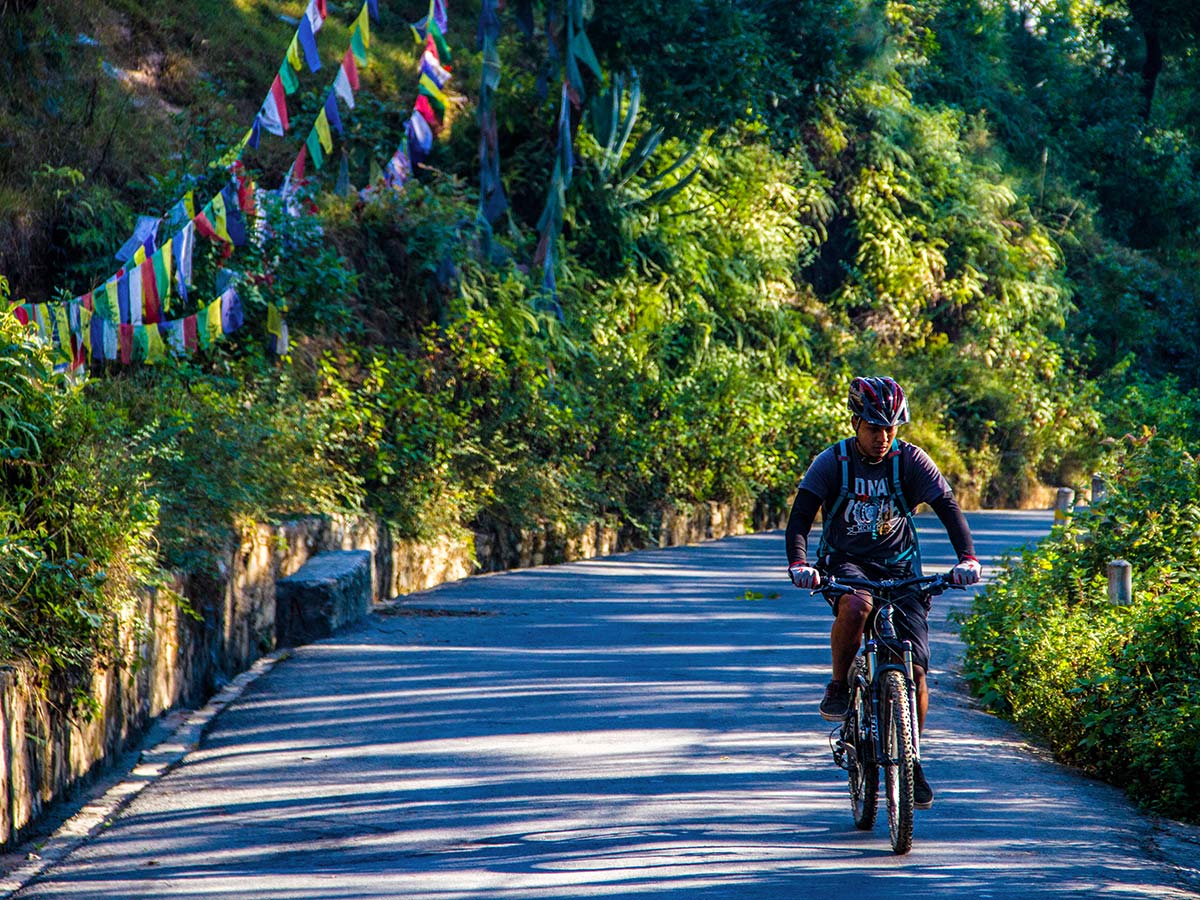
[844,476,903,539]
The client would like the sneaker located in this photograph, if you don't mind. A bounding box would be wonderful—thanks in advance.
[819,680,850,721]
[912,761,934,809]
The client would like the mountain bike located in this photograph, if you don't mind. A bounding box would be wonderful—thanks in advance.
[818,572,961,855]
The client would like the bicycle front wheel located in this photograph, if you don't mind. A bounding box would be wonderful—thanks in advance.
[847,661,878,830]
[881,669,915,854]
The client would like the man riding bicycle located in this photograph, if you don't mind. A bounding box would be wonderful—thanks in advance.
[785,376,981,808]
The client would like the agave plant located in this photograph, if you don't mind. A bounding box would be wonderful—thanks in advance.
[588,71,702,207]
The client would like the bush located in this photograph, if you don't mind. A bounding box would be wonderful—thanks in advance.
[956,430,1200,822]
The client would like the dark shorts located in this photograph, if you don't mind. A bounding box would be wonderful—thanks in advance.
[823,556,932,671]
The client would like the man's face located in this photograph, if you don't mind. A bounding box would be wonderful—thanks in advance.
[853,416,899,461]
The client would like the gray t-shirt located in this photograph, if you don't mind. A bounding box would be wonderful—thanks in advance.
[799,439,950,562]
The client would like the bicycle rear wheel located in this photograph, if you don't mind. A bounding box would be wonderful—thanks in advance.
[881,669,915,854]
[847,661,878,830]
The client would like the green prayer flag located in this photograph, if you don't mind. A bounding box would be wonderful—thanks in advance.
[196,307,210,348]
[418,83,446,117]
[429,20,452,65]
[305,128,325,169]
[351,27,368,65]
[279,59,300,94]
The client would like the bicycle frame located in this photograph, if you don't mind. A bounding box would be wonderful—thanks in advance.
[822,572,956,853]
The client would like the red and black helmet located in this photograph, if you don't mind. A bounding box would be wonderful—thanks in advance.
[848,376,910,427]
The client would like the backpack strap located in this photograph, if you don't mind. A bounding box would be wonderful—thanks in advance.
[816,438,854,561]
[883,439,921,570]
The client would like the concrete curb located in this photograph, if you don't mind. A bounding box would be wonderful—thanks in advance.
[0,649,291,898]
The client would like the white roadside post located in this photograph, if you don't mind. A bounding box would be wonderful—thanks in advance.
[1107,559,1132,606]
[1054,487,1075,525]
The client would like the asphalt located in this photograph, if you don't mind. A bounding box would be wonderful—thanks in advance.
[3,510,1199,898]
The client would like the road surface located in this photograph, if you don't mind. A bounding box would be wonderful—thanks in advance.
[11,510,1200,898]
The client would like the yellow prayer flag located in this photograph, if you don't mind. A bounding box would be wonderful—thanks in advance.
[356,5,370,48]
[105,280,119,323]
[206,296,224,337]
[183,190,195,220]
[315,108,333,154]
[161,238,173,307]
[288,35,303,71]
[267,303,282,338]
[212,193,231,243]
[33,303,49,337]
[81,307,93,355]
[418,73,449,109]
[143,324,165,364]
[53,305,71,358]
[133,244,147,266]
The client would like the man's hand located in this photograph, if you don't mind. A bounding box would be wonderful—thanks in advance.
[788,562,821,589]
[950,556,982,586]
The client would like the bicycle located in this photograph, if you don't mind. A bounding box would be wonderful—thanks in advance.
[814,572,963,855]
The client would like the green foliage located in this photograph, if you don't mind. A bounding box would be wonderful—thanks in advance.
[0,294,158,700]
[956,431,1200,821]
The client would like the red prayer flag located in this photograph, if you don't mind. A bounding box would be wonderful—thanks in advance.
[118,324,134,365]
[141,258,161,324]
[291,145,308,185]
[183,315,198,352]
[194,211,220,242]
[415,94,440,131]
[82,291,94,312]
[269,74,290,133]
[342,49,359,90]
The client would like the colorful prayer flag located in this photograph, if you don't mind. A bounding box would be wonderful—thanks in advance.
[221,287,244,334]
[212,192,231,243]
[141,257,161,324]
[334,65,356,109]
[385,138,411,187]
[290,145,309,186]
[156,239,173,312]
[421,51,451,88]
[354,4,370,50]
[305,0,327,33]
[407,110,433,164]
[287,35,304,72]
[324,90,342,134]
[315,109,334,155]
[221,184,248,246]
[194,205,220,242]
[418,73,448,116]
[119,323,134,364]
[279,59,300,95]
[260,75,290,136]
[183,315,198,352]
[415,94,440,130]
[205,295,223,341]
[428,20,451,66]
[342,48,360,90]
[306,126,326,169]
[176,222,194,301]
[351,23,368,66]
[143,323,165,364]
[297,15,321,72]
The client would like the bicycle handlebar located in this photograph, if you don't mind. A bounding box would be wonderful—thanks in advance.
[814,572,962,597]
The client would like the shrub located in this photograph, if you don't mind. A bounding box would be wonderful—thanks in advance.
[956,430,1200,821]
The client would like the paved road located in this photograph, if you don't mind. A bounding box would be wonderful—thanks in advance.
[13,511,1199,898]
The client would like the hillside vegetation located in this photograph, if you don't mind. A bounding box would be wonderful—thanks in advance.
[2,0,1199,818]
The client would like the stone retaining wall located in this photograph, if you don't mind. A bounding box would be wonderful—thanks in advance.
[0,499,764,847]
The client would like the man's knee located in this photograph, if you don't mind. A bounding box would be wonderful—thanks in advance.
[838,590,873,624]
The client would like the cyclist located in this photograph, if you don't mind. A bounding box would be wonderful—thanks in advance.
[785,376,981,808]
